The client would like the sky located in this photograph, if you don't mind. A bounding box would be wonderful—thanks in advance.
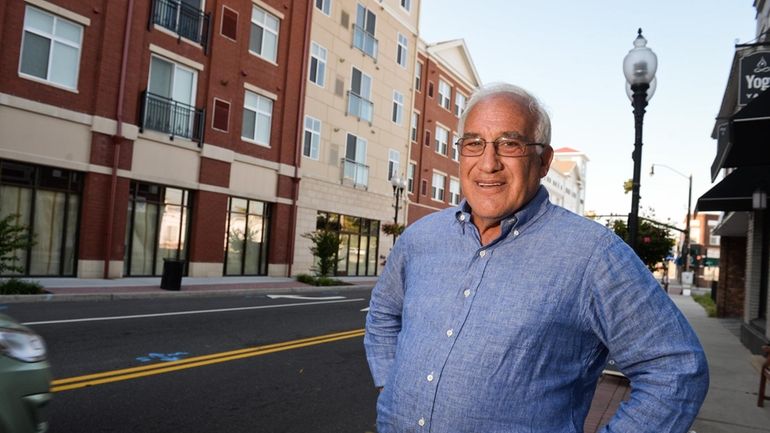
[419,1,758,227]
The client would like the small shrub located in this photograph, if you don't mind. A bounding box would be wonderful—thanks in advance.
[295,274,348,286]
[0,278,44,295]
[692,293,716,317]
[296,274,315,285]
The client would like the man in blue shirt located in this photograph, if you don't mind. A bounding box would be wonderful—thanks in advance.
[364,83,708,432]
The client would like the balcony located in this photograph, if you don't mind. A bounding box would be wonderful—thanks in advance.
[151,0,210,51]
[352,25,378,60]
[347,91,374,123]
[341,158,369,189]
[139,91,205,145]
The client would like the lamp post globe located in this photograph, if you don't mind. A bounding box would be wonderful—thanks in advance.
[623,28,657,253]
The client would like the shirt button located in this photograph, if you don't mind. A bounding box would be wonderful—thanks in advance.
[479,250,486,257]
[463,289,471,297]
[418,418,425,427]
[427,373,434,382]
[459,214,466,221]
[513,230,519,236]
[446,329,453,337]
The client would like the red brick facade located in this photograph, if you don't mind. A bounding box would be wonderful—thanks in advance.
[717,236,746,318]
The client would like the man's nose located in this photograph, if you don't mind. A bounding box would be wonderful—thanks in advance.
[478,142,502,172]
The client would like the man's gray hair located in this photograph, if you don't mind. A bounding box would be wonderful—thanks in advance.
[458,82,552,146]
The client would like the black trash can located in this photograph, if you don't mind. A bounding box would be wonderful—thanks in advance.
[160,259,185,291]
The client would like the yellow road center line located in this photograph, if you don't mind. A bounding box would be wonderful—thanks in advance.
[51,328,365,392]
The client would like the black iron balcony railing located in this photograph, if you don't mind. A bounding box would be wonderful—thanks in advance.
[139,91,205,145]
[352,25,378,59]
[151,0,210,51]
[341,158,369,189]
[347,91,374,123]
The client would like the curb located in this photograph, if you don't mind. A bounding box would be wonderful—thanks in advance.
[0,284,376,304]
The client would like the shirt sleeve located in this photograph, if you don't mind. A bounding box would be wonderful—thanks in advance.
[364,236,408,388]
[585,234,709,433]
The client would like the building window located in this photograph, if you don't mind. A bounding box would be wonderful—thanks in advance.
[411,111,419,142]
[315,0,331,15]
[220,6,238,40]
[316,212,379,277]
[353,4,377,59]
[124,182,191,277]
[392,90,404,125]
[348,67,373,122]
[152,0,209,46]
[224,197,270,276]
[435,126,449,156]
[343,133,368,188]
[242,90,273,146]
[400,0,411,12]
[143,55,201,142]
[432,172,446,201]
[396,33,408,68]
[455,92,466,117]
[388,149,400,180]
[407,162,415,193]
[212,98,230,132]
[452,133,460,161]
[708,220,720,246]
[0,160,82,277]
[308,41,327,87]
[303,116,321,160]
[438,79,451,110]
[415,62,422,92]
[449,178,460,205]
[19,6,83,90]
[249,5,279,63]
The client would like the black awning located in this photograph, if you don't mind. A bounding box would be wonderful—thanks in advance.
[710,89,770,180]
[697,166,770,212]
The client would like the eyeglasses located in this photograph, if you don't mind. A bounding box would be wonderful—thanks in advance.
[456,136,543,157]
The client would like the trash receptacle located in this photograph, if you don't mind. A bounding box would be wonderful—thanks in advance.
[160,259,185,290]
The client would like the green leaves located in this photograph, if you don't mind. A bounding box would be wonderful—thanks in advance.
[611,219,675,271]
[0,214,35,275]
[301,229,342,277]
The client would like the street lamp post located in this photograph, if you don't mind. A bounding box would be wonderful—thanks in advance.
[623,28,658,253]
[391,175,407,242]
[650,163,692,273]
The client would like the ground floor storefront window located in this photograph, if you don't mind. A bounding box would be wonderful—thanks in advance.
[316,211,379,277]
[224,197,270,276]
[124,181,191,276]
[0,160,81,276]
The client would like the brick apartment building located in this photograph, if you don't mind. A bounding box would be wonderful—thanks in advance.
[0,0,312,278]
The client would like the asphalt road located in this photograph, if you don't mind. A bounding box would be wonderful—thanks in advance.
[5,288,378,433]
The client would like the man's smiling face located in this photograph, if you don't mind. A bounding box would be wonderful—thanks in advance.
[459,94,553,231]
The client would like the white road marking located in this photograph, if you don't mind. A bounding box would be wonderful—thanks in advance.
[266,294,346,301]
[360,307,369,312]
[23,298,366,326]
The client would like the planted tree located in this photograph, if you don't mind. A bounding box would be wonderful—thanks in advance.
[611,219,674,271]
[302,229,341,277]
[0,214,33,275]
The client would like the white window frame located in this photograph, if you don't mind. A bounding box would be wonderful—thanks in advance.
[432,172,446,202]
[308,41,327,87]
[435,125,449,156]
[19,5,84,91]
[407,162,416,193]
[396,32,408,68]
[449,177,461,205]
[392,90,404,125]
[438,79,451,110]
[415,61,422,92]
[315,0,332,15]
[400,0,412,12]
[452,133,460,161]
[249,5,280,63]
[454,92,467,117]
[388,149,400,181]
[411,111,419,142]
[242,90,273,146]
[303,115,321,160]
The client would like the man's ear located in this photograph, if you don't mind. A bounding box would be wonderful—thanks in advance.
[539,145,554,178]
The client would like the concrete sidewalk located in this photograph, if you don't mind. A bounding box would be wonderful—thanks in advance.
[669,288,770,433]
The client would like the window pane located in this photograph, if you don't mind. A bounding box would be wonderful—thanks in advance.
[225,213,246,275]
[63,194,78,275]
[25,7,54,33]
[243,214,263,274]
[50,41,79,88]
[250,25,263,54]
[0,186,33,276]
[257,113,271,143]
[54,18,81,43]
[29,191,65,275]
[244,91,258,108]
[20,32,50,79]
[242,109,256,139]
[130,201,159,275]
[173,67,195,105]
[264,32,277,61]
[149,57,173,98]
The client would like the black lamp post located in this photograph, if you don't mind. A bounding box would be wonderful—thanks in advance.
[650,163,692,273]
[391,175,407,242]
[623,28,658,253]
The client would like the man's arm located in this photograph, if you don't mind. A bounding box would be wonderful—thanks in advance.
[364,239,407,388]
[586,235,709,433]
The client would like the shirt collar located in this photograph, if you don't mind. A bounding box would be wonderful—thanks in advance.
[454,185,550,234]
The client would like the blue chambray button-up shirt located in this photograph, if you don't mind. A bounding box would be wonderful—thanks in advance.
[364,187,708,433]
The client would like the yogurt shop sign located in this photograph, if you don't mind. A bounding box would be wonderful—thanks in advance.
[739,51,770,106]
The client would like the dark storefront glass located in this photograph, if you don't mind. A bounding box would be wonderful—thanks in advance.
[224,197,270,276]
[316,211,379,277]
[124,181,191,276]
[0,160,81,276]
